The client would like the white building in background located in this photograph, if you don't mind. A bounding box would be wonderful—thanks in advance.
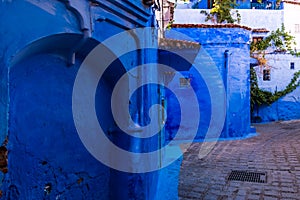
[173,3,300,47]
[156,0,176,37]
[283,1,300,51]
[166,0,300,121]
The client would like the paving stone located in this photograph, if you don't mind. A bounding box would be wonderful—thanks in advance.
[234,195,246,200]
[263,196,279,200]
[178,121,300,200]
[247,194,261,200]
[280,186,296,193]
[217,195,229,200]
[264,190,279,197]
[271,182,280,186]
[203,193,219,200]
[281,192,299,198]
[250,189,263,195]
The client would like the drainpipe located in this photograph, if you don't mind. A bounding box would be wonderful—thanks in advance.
[224,50,230,137]
[127,29,144,153]
[224,50,230,88]
[95,18,144,141]
[96,17,147,199]
[120,29,150,200]
[72,5,153,197]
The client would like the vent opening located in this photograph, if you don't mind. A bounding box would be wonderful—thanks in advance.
[227,170,267,183]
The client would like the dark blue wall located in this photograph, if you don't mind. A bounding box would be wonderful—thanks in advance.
[7,54,111,199]
[256,87,300,122]
[0,0,161,199]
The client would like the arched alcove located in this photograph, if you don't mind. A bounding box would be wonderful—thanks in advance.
[6,33,128,199]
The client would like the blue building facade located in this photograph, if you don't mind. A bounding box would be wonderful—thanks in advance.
[164,24,252,140]
[0,1,256,199]
[0,1,163,199]
[252,54,300,122]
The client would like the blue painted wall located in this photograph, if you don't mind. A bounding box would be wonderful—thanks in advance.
[252,54,300,122]
[7,54,112,199]
[165,27,251,139]
[259,101,300,122]
[254,87,300,122]
[0,0,164,199]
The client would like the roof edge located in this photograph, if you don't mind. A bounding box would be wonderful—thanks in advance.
[171,23,252,31]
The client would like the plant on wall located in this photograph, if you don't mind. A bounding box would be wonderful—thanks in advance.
[251,24,300,57]
[250,68,300,117]
[250,24,300,119]
[166,20,175,30]
[199,0,241,24]
[276,0,282,9]
[251,24,300,71]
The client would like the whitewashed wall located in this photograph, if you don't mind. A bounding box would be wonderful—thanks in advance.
[172,6,300,121]
[255,54,300,92]
[173,2,300,49]
[284,2,300,50]
[254,54,300,121]
[173,9,284,32]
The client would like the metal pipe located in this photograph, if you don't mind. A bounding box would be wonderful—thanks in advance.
[97,18,145,136]
[127,29,144,155]
[224,50,229,88]
[224,50,230,137]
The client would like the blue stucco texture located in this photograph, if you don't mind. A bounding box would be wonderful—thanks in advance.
[0,1,163,200]
[0,0,80,145]
[6,54,113,199]
[0,1,254,199]
[165,27,251,139]
[257,88,300,122]
[163,70,211,141]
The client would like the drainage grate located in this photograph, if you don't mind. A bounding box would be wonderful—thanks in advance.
[227,170,267,183]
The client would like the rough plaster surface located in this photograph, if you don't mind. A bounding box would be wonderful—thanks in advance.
[165,27,251,139]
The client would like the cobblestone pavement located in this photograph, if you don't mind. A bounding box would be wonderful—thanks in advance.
[178,120,300,200]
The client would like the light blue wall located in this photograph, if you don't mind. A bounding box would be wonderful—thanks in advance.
[257,92,300,122]
[165,27,251,139]
[253,54,300,122]
[155,27,252,200]
[7,54,111,199]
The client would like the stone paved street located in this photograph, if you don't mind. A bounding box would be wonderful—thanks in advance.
[179,120,300,200]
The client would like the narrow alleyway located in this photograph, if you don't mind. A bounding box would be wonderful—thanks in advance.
[179,120,300,200]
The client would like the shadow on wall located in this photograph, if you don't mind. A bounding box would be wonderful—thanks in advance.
[255,94,300,122]
[3,34,119,199]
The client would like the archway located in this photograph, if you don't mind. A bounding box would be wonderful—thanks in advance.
[6,33,128,199]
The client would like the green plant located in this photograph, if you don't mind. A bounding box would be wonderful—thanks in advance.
[200,0,240,24]
[251,24,300,56]
[250,24,300,116]
[250,68,300,114]
[166,20,175,30]
[276,0,282,8]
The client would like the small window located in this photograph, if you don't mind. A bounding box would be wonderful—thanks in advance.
[252,37,263,44]
[179,77,191,88]
[263,69,271,81]
[290,62,295,70]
